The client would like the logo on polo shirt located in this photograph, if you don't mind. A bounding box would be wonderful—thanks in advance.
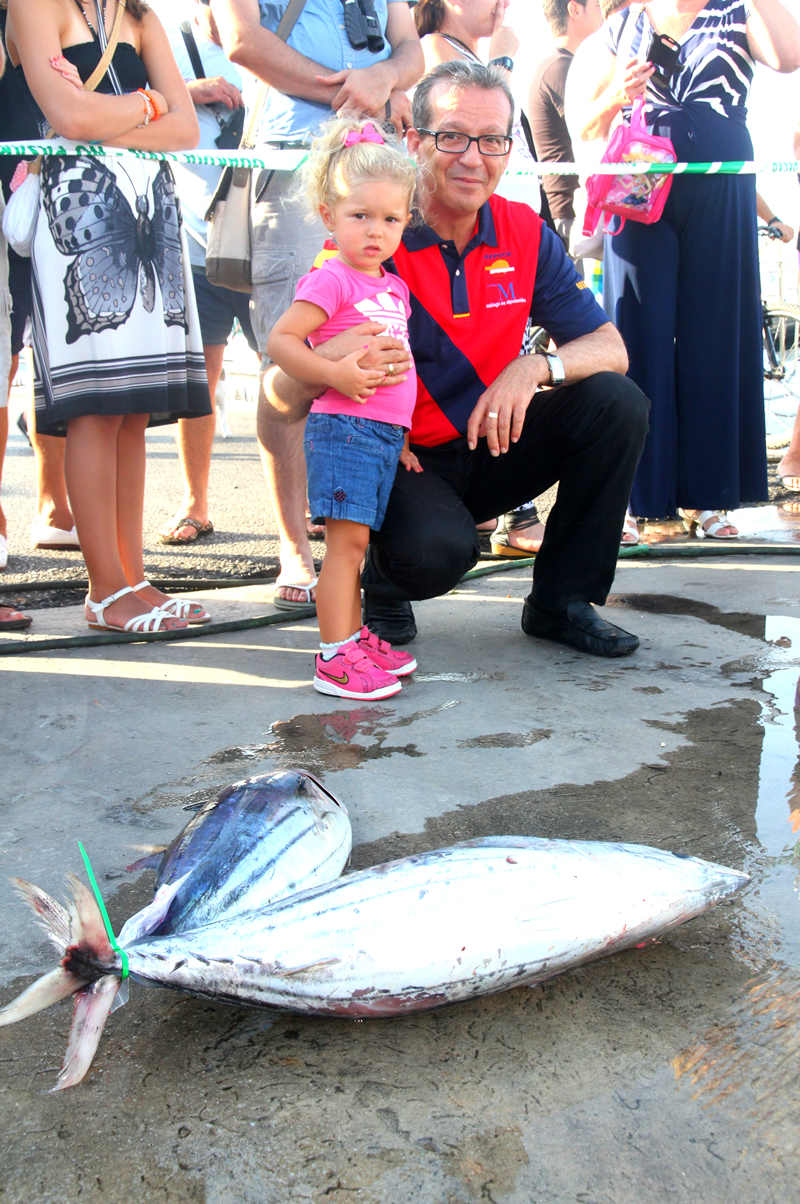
[484,251,515,274]
[486,280,527,309]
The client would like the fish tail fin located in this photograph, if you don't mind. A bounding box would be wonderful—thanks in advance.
[11,878,71,954]
[63,871,115,962]
[1,873,118,1030]
[53,975,121,1092]
[0,965,91,1026]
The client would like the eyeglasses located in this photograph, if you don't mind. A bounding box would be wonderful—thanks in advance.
[415,129,513,156]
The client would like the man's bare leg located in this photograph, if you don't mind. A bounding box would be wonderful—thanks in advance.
[256,377,316,604]
[160,343,222,542]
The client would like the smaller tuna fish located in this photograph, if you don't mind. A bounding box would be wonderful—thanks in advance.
[118,769,351,943]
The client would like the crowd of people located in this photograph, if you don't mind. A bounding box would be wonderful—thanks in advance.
[1,0,799,698]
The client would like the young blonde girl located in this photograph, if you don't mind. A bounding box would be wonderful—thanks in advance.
[268,116,419,700]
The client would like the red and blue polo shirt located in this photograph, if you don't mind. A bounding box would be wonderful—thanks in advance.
[390,194,608,448]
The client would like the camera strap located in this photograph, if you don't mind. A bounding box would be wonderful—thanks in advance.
[179,20,207,82]
[242,0,309,151]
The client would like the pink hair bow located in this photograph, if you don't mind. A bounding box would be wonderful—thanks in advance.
[343,123,385,147]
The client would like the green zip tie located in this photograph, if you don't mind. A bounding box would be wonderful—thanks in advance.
[77,841,129,979]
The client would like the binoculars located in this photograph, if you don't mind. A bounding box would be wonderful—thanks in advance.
[342,0,385,53]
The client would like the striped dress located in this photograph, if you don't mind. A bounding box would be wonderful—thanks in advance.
[602,0,767,519]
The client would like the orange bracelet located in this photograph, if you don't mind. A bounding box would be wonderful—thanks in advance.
[135,87,153,127]
[144,89,163,121]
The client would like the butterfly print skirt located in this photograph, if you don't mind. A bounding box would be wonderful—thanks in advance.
[30,154,211,436]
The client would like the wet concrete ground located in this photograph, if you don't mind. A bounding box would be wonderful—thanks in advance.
[4,361,800,1200]
[2,553,800,1203]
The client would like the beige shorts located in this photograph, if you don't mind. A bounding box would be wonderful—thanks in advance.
[249,169,326,372]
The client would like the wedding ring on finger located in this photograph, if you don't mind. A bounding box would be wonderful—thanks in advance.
[487,411,499,419]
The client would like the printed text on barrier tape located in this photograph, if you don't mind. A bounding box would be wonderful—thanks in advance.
[1,142,800,176]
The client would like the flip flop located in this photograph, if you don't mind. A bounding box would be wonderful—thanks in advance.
[272,575,317,611]
[778,475,800,492]
[0,605,32,631]
[159,517,214,545]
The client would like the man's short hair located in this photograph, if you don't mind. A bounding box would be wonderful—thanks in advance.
[542,0,587,38]
[412,61,515,136]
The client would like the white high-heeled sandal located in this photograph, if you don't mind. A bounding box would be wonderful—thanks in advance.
[84,586,181,633]
[132,580,211,625]
[678,509,738,540]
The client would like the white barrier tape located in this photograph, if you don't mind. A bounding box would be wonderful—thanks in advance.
[0,140,309,172]
[1,142,799,176]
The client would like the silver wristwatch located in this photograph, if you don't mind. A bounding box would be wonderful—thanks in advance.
[541,352,565,386]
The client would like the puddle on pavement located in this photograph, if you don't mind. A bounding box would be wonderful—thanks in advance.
[606,593,769,641]
[745,616,800,969]
[607,598,800,965]
[414,671,507,683]
[203,701,463,777]
[458,729,552,749]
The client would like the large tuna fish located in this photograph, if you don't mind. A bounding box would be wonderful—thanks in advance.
[118,769,351,943]
[0,836,748,1088]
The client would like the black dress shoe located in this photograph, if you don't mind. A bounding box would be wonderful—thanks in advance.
[521,598,639,658]
[362,594,417,645]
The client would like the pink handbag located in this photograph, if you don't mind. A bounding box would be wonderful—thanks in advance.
[583,97,676,237]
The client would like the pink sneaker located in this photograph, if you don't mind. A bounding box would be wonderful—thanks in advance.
[356,625,417,676]
[314,642,402,700]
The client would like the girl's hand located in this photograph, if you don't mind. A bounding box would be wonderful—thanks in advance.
[50,54,83,90]
[489,3,519,61]
[617,56,654,105]
[400,438,423,473]
[331,347,385,402]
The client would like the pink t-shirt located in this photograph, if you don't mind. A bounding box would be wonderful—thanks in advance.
[294,257,417,429]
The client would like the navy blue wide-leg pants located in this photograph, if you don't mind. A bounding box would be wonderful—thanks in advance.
[604,110,767,519]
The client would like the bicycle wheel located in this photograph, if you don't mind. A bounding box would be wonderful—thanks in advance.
[763,302,800,448]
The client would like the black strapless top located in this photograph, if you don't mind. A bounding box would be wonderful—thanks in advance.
[16,41,148,135]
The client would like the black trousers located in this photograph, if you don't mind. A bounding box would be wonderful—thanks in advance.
[363,372,650,614]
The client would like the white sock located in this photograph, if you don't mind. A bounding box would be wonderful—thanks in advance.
[319,631,361,661]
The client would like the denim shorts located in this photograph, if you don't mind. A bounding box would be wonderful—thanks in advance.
[304,413,405,530]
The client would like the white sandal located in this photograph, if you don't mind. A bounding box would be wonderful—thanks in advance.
[678,509,738,540]
[620,510,640,546]
[85,586,184,633]
[132,580,211,625]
